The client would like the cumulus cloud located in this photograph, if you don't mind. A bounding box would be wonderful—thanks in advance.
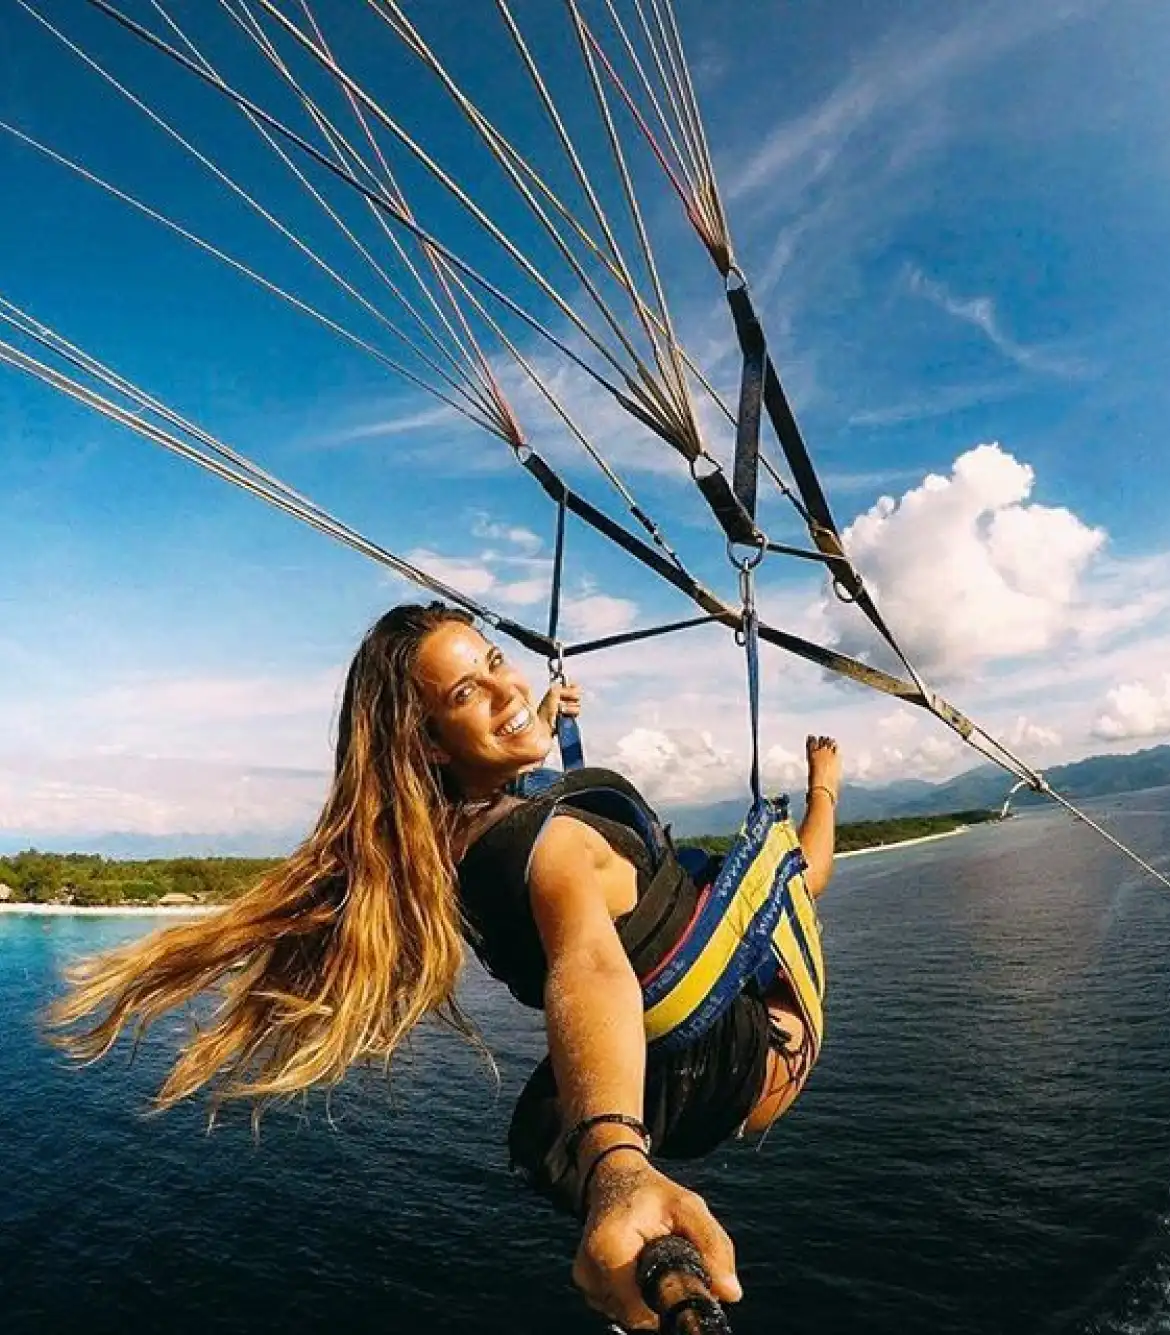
[1005,715,1062,751]
[601,728,740,807]
[1093,676,1170,742]
[852,731,962,785]
[563,594,639,640]
[403,544,551,609]
[826,443,1105,679]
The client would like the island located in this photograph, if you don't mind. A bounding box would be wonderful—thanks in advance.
[0,810,1001,910]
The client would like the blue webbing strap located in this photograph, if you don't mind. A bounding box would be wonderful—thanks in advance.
[547,481,585,771]
[738,560,763,810]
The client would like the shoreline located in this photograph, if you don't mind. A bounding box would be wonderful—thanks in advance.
[836,824,970,860]
[0,903,219,918]
[0,824,979,918]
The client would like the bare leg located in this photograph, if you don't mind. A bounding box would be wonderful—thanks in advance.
[799,735,840,899]
[741,991,814,1134]
[742,736,839,1133]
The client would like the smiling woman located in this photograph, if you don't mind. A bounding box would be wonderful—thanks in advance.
[48,598,840,1330]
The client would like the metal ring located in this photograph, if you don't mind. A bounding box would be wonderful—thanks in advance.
[688,449,720,482]
[831,576,856,604]
[726,536,766,572]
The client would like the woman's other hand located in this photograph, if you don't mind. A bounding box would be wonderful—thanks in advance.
[537,679,583,731]
[573,1152,741,1330]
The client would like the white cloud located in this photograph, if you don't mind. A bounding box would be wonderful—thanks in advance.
[402,546,551,609]
[827,443,1105,679]
[906,266,1090,377]
[562,594,639,640]
[1005,715,1062,751]
[601,727,739,806]
[1093,675,1170,742]
[0,755,327,838]
[853,731,962,785]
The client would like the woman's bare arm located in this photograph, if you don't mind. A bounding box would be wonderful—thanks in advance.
[528,816,741,1329]
[529,816,647,1148]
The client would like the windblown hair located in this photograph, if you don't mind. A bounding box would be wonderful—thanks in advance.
[46,603,484,1122]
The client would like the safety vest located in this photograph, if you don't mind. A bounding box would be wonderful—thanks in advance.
[534,771,826,1058]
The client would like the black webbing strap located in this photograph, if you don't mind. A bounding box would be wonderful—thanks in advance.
[728,281,766,528]
[547,482,568,644]
[693,466,759,545]
[724,283,931,686]
[543,481,585,771]
[518,449,724,611]
[563,614,721,659]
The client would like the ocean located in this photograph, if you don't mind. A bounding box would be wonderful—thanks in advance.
[3,792,1170,1335]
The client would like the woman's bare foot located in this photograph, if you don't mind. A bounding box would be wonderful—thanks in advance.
[806,735,841,801]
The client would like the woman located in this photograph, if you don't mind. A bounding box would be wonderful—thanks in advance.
[50,602,840,1331]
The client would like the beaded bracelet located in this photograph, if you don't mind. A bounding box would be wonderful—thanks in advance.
[807,784,838,806]
[564,1112,651,1165]
[577,1142,649,1218]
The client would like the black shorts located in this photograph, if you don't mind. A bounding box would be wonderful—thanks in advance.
[507,990,772,1215]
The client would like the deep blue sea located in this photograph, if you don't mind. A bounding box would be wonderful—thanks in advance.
[4,792,1170,1335]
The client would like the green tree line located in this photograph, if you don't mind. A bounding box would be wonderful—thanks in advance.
[0,810,999,907]
[0,851,279,906]
[680,809,999,857]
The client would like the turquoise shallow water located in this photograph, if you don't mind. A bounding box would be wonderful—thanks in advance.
[4,793,1170,1334]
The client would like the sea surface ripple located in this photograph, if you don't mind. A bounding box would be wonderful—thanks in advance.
[4,792,1170,1334]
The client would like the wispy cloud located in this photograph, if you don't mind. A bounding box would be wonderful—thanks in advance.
[847,379,1024,428]
[906,266,1092,378]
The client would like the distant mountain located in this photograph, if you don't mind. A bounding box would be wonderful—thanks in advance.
[6,745,1169,856]
[668,744,1170,836]
[0,829,301,860]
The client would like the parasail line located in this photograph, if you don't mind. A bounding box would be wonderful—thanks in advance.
[650,0,733,261]
[438,260,692,570]
[595,0,702,198]
[81,0,691,455]
[625,0,708,195]
[577,10,728,273]
[226,0,506,423]
[17,0,494,428]
[489,0,698,401]
[243,0,690,440]
[0,335,554,655]
[565,0,701,458]
[355,0,691,445]
[0,119,502,440]
[289,0,517,437]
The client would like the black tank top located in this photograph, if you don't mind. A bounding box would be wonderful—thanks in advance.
[456,769,666,1009]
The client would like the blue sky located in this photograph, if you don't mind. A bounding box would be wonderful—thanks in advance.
[2,0,1169,850]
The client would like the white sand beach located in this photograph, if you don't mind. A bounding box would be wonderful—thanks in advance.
[0,903,220,918]
[836,824,970,860]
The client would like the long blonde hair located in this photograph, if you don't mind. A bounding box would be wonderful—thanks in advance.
[47,603,483,1122]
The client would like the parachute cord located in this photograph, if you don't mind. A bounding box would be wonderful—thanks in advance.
[17,0,497,427]
[364,0,686,438]
[0,121,503,440]
[246,0,689,442]
[492,0,700,401]
[564,0,701,457]
[226,0,506,418]
[78,0,690,443]
[0,336,553,655]
[211,0,504,422]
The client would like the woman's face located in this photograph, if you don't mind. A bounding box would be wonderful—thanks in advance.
[413,621,553,793]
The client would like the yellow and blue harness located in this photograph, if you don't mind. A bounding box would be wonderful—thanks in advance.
[522,770,826,1060]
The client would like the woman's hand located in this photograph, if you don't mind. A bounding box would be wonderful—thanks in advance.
[573,1152,741,1331]
[537,679,583,731]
